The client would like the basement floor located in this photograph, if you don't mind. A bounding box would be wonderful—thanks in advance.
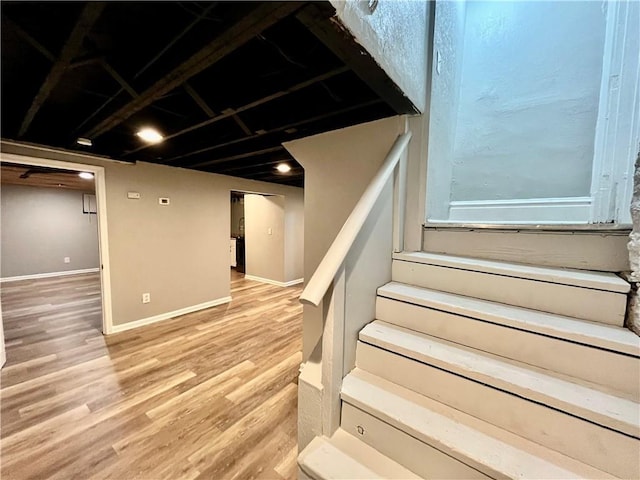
[1,270,302,479]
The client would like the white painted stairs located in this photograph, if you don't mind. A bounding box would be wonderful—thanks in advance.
[299,252,640,479]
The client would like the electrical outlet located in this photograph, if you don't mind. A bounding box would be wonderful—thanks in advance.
[142,293,151,304]
[64,257,71,263]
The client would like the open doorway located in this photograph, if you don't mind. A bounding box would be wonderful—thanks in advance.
[230,191,246,285]
[0,152,112,340]
[229,189,304,294]
[0,160,108,370]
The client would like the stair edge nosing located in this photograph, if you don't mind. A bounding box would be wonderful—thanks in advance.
[392,251,630,293]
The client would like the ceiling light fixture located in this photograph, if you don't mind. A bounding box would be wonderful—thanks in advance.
[276,163,291,173]
[78,172,94,180]
[136,127,164,144]
[76,137,92,147]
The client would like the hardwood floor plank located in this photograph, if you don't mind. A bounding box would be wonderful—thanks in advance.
[1,270,302,478]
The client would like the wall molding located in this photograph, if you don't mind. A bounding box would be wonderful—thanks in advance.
[244,274,304,287]
[109,296,232,334]
[447,196,593,224]
[0,268,100,283]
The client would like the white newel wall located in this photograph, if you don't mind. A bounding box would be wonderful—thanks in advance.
[284,116,405,450]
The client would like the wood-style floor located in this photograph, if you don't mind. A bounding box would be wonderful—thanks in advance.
[1,269,303,479]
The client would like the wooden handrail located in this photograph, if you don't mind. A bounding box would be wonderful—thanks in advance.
[300,132,412,307]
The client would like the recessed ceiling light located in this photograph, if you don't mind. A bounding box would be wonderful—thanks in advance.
[78,172,94,180]
[76,137,92,146]
[136,127,164,144]
[276,163,291,173]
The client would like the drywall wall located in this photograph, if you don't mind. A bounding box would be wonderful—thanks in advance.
[425,0,466,220]
[0,141,303,328]
[1,184,100,278]
[245,194,285,283]
[285,193,304,282]
[286,116,402,449]
[330,0,428,113]
[450,1,606,201]
[284,115,403,359]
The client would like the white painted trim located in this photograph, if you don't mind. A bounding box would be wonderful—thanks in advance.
[0,151,114,335]
[447,197,592,224]
[590,0,640,224]
[243,274,303,287]
[321,265,345,437]
[1,268,100,283]
[110,296,232,334]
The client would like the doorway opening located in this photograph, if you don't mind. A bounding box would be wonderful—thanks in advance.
[0,152,113,338]
[230,191,246,285]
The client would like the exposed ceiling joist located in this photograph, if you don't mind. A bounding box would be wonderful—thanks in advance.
[83,1,304,139]
[124,66,349,157]
[101,61,138,98]
[190,146,285,168]
[184,82,216,117]
[217,159,291,174]
[18,2,106,137]
[73,4,218,135]
[296,3,418,115]
[224,108,253,136]
[166,98,382,163]
[3,16,55,62]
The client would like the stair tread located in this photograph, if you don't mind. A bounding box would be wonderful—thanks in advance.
[360,321,640,437]
[298,429,421,480]
[393,251,630,293]
[342,369,618,480]
[378,281,640,357]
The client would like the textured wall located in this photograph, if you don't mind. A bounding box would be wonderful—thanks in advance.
[449,1,606,201]
[330,0,428,113]
[425,0,467,220]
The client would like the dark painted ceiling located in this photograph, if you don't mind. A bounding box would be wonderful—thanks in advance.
[1,2,414,187]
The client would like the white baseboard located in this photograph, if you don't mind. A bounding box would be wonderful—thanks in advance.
[109,296,232,334]
[244,274,304,287]
[0,268,101,283]
[447,196,592,224]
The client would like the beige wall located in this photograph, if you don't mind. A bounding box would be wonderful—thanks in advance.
[284,115,404,359]
[1,142,303,328]
[284,116,403,279]
[285,194,305,282]
[244,192,304,284]
[245,194,285,282]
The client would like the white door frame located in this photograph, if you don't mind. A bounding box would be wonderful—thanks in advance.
[590,0,640,225]
[0,151,114,334]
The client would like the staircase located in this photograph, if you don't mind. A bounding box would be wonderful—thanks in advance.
[299,252,640,479]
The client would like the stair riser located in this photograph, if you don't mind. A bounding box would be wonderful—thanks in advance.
[391,260,626,326]
[376,297,640,397]
[356,343,640,479]
[341,403,489,480]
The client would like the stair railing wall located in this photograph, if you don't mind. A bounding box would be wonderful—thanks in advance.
[299,132,412,441]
